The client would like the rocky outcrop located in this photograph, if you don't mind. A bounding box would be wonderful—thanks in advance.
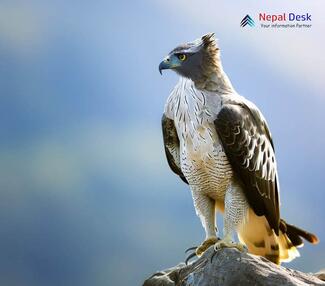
[143,247,324,286]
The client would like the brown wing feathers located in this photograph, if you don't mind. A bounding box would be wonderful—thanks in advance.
[214,103,280,234]
[162,114,188,184]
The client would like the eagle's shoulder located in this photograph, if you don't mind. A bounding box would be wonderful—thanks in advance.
[222,96,274,149]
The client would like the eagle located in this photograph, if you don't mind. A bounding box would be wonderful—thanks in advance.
[159,33,318,264]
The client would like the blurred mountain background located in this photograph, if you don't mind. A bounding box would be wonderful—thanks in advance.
[0,1,324,285]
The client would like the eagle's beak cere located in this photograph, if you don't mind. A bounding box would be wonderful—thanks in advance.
[159,59,171,75]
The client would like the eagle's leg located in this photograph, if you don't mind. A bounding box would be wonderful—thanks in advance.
[191,190,219,256]
[214,181,248,252]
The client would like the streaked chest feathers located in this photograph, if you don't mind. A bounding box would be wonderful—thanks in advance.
[166,79,233,196]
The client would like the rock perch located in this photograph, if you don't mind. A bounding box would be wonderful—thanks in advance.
[143,248,325,286]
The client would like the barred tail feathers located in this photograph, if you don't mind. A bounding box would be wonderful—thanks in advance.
[280,219,319,245]
[238,209,318,264]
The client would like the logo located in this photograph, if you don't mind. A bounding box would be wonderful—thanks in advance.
[240,13,312,29]
[240,15,255,27]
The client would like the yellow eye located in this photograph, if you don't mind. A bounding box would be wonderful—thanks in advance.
[178,54,186,61]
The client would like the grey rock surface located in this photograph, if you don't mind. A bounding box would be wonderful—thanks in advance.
[143,248,325,286]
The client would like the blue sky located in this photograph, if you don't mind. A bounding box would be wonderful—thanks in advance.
[0,1,324,285]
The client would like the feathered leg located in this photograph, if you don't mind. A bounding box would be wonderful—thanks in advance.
[214,181,248,252]
[191,190,219,256]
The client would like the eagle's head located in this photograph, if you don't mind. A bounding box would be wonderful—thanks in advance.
[159,33,221,83]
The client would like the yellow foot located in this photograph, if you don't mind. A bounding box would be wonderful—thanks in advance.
[196,237,219,256]
[213,238,247,252]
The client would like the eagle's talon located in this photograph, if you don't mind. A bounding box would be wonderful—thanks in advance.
[195,237,219,256]
[213,239,246,252]
[185,237,219,264]
[210,250,218,263]
[185,246,197,253]
[210,239,246,263]
[185,252,197,265]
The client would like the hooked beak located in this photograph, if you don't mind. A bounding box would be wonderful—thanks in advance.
[159,59,171,75]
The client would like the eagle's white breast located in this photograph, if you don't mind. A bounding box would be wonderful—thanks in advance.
[165,78,233,201]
